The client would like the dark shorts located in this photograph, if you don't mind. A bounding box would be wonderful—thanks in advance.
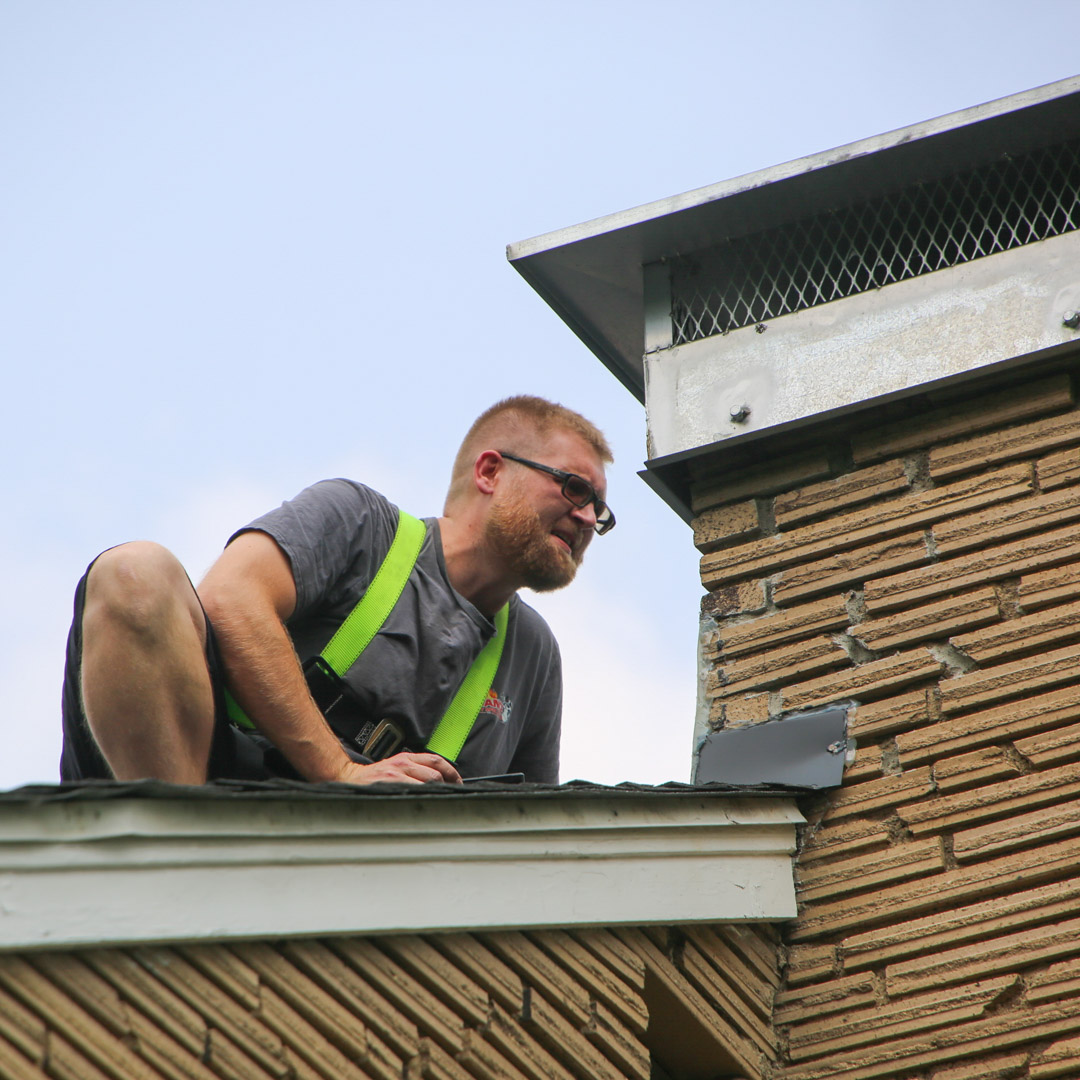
[59,556,302,783]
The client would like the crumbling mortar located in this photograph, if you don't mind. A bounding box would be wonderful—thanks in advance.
[885,812,916,844]
[926,641,978,676]
[994,577,1023,619]
[794,817,823,852]
[1025,458,1038,494]
[767,690,784,719]
[773,1025,791,1074]
[775,940,790,978]
[879,738,903,776]
[924,525,939,560]
[940,833,958,871]
[985,975,1028,1016]
[757,496,779,537]
[1003,743,1036,774]
[903,450,934,492]
[844,588,869,626]
[833,632,881,665]
[710,606,778,635]
[406,1044,428,1080]
[699,615,722,666]
[870,969,889,1006]
[762,573,781,611]
[927,685,942,721]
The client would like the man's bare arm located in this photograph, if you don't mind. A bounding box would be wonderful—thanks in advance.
[198,531,460,785]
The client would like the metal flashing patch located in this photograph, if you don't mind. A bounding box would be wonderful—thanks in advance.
[695,706,850,789]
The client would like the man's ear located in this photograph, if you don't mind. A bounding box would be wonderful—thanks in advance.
[473,450,502,496]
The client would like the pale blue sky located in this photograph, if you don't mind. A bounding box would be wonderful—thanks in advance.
[2,1,1077,788]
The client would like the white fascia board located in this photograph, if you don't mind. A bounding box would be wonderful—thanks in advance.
[0,794,803,950]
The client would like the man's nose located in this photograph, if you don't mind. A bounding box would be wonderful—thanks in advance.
[569,499,599,530]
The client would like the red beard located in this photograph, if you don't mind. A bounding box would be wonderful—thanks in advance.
[485,492,581,592]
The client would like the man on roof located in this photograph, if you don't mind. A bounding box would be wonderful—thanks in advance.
[60,396,613,786]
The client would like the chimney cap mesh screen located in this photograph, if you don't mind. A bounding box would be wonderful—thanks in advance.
[669,138,1080,345]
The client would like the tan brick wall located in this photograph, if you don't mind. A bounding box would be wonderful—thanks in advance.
[0,924,780,1080]
[692,369,1080,1079]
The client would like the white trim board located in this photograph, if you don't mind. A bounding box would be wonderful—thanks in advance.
[0,793,803,949]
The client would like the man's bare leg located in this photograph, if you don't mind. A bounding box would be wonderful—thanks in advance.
[80,542,217,783]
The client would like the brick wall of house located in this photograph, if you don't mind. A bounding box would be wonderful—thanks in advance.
[692,367,1080,1079]
[0,923,780,1080]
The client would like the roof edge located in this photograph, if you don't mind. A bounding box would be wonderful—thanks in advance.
[0,793,803,949]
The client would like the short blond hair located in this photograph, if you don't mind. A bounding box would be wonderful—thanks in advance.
[445,396,613,508]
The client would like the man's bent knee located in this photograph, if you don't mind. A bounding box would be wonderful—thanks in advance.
[80,542,217,783]
[85,542,205,645]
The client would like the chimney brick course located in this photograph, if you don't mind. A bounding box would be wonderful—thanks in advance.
[848,374,1073,465]
[693,368,1080,1077]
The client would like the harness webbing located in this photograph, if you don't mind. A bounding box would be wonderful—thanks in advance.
[224,509,508,764]
[321,511,426,674]
[425,602,508,761]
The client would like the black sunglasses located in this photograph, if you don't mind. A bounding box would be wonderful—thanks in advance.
[499,451,615,535]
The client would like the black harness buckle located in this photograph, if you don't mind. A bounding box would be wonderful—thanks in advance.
[302,655,347,715]
[303,657,405,761]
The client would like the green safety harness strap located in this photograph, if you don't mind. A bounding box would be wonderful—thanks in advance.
[425,601,508,761]
[224,509,508,763]
[321,510,427,674]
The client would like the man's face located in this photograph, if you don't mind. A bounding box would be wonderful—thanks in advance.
[485,430,608,593]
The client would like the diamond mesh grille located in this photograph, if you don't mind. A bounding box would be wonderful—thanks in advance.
[669,138,1080,345]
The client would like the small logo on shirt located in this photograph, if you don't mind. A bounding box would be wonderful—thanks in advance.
[480,689,513,724]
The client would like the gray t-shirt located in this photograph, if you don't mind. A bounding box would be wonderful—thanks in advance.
[238,479,562,781]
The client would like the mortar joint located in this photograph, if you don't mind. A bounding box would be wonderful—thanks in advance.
[903,450,933,492]
[927,641,978,676]
[879,737,903,776]
[844,588,869,625]
[940,833,958,871]
[924,526,939,560]
[767,690,784,719]
[757,496,778,536]
[993,578,1023,620]
[1003,742,1036,774]
[834,631,880,665]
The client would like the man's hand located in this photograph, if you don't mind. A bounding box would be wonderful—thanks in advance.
[333,752,462,786]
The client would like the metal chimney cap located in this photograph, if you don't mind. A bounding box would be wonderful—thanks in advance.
[508,76,1080,403]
